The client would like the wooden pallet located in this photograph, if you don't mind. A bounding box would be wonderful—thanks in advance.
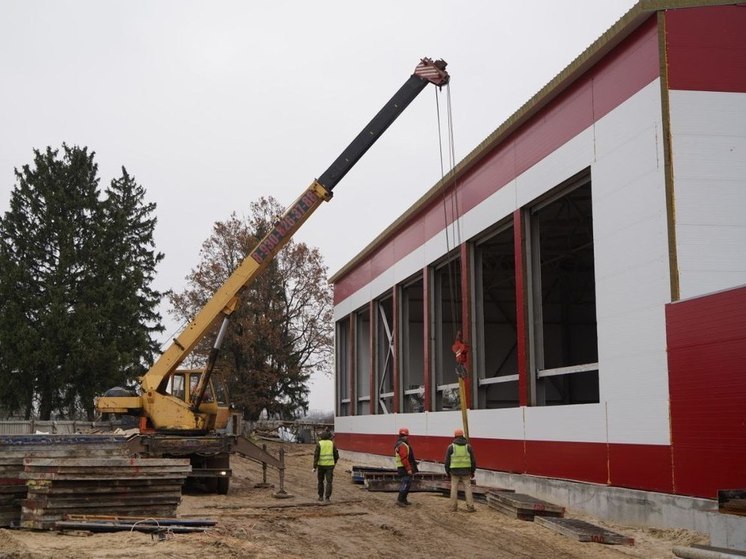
[486,491,565,521]
[534,516,634,545]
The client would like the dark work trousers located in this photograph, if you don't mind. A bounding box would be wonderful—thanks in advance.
[317,465,335,499]
[397,467,412,503]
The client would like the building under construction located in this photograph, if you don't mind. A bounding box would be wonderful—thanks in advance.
[329,0,746,545]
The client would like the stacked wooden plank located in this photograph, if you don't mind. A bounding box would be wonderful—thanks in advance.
[535,517,635,545]
[20,457,191,530]
[433,481,512,503]
[363,471,451,492]
[350,465,398,484]
[486,490,565,521]
[0,434,129,528]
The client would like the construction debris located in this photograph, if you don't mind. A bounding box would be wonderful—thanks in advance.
[534,516,634,545]
[486,490,565,521]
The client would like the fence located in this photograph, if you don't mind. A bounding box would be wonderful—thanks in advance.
[0,420,124,436]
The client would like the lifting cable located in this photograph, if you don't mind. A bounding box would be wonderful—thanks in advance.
[436,85,462,331]
[435,83,470,439]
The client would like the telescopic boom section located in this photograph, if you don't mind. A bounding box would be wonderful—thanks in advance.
[138,58,449,396]
[318,58,449,192]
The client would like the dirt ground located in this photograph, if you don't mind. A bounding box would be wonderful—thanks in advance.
[0,441,707,559]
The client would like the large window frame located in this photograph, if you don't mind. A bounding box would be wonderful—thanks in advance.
[526,171,599,406]
[432,254,462,411]
[473,220,520,409]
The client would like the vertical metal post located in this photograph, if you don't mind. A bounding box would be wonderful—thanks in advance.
[277,448,287,495]
[261,444,268,485]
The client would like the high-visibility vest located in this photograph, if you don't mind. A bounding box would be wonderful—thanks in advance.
[450,443,472,469]
[317,439,335,466]
[394,441,409,468]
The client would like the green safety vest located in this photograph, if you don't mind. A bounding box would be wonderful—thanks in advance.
[450,443,472,469]
[318,439,335,466]
[394,441,409,468]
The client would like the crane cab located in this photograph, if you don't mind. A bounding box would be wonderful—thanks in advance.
[164,369,231,431]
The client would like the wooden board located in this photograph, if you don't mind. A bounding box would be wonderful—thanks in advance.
[486,491,565,521]
[535,516,635,545]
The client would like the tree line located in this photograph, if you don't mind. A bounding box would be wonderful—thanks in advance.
[0,145,332,421]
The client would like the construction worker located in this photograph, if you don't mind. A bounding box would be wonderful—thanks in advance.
[394,427,418,507]
[444,428,476,512]
[313,430,339,502]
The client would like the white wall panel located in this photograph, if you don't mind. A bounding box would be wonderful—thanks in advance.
[515,128,595,208]
[590,81,670,444]
[460,180,517,240]
[524,404,607,443]
[669,90,746,299]
[606,397,670,445]
[467,408,525,439]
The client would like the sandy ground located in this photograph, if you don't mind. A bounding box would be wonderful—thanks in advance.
[0,441,707,559]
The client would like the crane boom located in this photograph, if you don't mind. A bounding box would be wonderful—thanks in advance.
[95,58,449,433]
[149,59,448,396]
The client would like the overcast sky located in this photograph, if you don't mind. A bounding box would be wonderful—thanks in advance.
[0,0,638,412]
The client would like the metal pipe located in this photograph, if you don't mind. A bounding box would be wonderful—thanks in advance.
[673,546,746,559]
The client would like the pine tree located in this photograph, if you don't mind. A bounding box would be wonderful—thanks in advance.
[0,145,164,419]
[71,167,165,418]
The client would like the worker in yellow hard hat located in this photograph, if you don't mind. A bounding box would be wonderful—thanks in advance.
[444,428,477,512]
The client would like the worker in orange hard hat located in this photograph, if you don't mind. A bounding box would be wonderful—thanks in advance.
[394,427,418,507]
[444,428,477,512]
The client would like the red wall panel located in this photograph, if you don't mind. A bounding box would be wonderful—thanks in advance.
[609,443,673,493]
[525,440,607,484]
[667,285,746,498]
[335,432,674,491]
[665,5,746,93]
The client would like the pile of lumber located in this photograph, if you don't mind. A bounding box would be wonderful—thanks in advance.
[486,490,565,521]
[20,457,191,530]
[0,434,129,528]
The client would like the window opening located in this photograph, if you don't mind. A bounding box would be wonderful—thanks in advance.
[336,318,351,416]
[474,222,519,409]
[400,277,425,412]
[355,307,371,415]
[528,175,599,406]
[433,257,462,411]
[376,297,395,414]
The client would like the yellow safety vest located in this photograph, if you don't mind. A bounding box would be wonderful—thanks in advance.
[450,443,472,469]
[318,439,335,466]
[394,441,409,468]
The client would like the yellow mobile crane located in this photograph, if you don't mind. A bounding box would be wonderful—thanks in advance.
[95,58,450,494]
